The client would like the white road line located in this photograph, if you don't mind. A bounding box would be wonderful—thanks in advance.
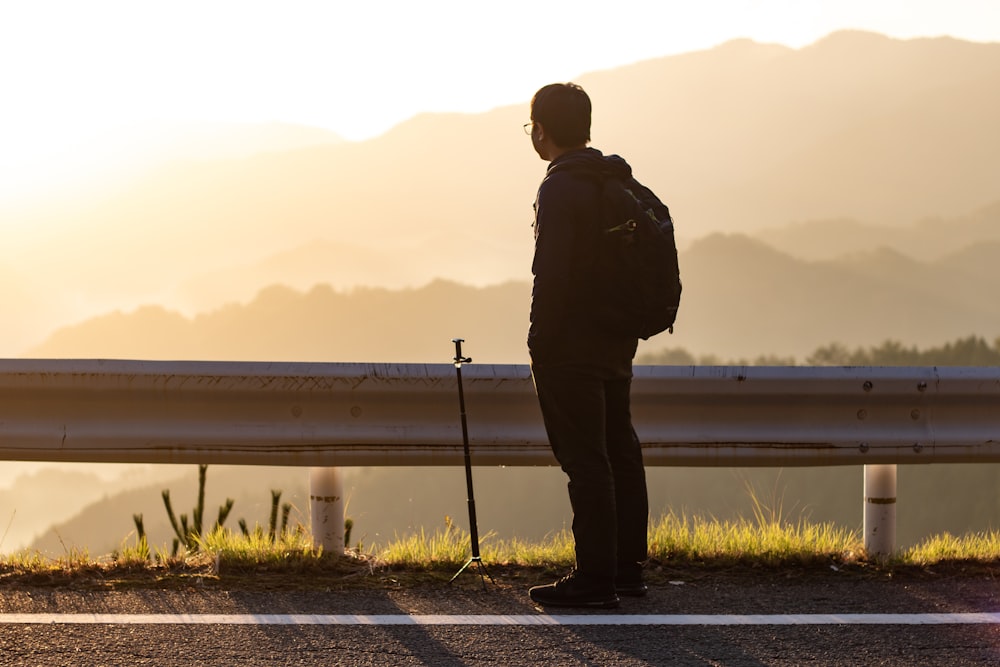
[1,613,999,626]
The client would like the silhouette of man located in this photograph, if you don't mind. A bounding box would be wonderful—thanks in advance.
[525,83,648,608]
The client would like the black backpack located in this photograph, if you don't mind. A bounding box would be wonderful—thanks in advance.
[596,175,682,339]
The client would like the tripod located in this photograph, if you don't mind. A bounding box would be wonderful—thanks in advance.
[448,338,495,589]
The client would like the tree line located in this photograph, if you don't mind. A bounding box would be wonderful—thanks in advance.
[639,335,1000,366]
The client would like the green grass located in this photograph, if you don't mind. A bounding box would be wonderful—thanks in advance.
[902,530,1000,565]
[375,519,576,569]
[374,513,861,569]
[645,512,860,566]
[1,514,998,589]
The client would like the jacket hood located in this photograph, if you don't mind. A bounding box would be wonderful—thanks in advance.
[547,147,633,180]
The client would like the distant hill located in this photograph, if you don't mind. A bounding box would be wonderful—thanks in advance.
[757,201,1000,261]
[578,31,1000,230]
[3,30,1000,357]
[29,465,309,557]
[678,233,1000,358]
[27,233,1000,362]
[28,280,533,364]
[0,465,186,552]
[172,238,523,313]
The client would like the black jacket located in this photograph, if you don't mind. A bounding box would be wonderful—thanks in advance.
[528,147,638,376]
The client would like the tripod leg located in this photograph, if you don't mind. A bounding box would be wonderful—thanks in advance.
[448,338,494,589]
[449,556,495,589]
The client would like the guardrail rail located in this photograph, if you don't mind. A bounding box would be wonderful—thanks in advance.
[2,359,998,554]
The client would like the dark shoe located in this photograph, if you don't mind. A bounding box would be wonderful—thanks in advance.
[615,578,648,597]
[615,567,648,597]
[529,571,620,609]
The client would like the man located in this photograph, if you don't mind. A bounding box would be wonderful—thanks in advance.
[525,83,649,609]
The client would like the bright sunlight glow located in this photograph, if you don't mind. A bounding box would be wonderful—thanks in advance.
[1,0,998,200]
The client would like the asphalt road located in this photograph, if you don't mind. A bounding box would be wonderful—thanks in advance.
[1,569,999,666]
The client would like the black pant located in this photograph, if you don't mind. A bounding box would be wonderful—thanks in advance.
[531,364,648,579]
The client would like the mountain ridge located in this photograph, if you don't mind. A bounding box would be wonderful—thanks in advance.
[4,30,1000,357]
[28,228,1000,362]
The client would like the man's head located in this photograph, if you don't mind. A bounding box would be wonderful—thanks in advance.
[529,82,591,161]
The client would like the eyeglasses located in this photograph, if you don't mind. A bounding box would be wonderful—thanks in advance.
[522,122,533,135]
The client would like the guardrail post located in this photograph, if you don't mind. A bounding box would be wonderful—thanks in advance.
[309,467,344,556]
[863,464,897,557]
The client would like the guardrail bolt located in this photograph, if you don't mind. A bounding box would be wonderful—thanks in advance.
[913,442,923,453]
[910,409,921,420]
[917,381,928,392]
[863,381,873,392]
[857,409,868,420]
[859,442,870,453]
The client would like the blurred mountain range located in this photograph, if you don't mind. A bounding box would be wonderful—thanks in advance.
[26,217,1000,362]
[2,30,999,358]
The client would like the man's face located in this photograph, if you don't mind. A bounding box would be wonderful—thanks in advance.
[529,122,549,161]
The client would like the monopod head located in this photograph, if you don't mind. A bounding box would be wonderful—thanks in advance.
[452,338,472,366]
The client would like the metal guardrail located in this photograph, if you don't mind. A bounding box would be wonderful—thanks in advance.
[0,360,998,466]
[1,359,998,554]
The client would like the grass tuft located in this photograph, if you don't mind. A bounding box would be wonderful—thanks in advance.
[376,519,576,569]
[646,512,860,566]
[2,513,999,590]
[901,530,1000,565]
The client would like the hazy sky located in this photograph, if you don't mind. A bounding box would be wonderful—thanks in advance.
[2,0,998,192]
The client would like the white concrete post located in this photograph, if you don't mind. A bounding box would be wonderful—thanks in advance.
[309,467,344,556]
[863,464,897,557]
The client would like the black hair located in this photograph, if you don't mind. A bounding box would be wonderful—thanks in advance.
[530,82,591,148]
